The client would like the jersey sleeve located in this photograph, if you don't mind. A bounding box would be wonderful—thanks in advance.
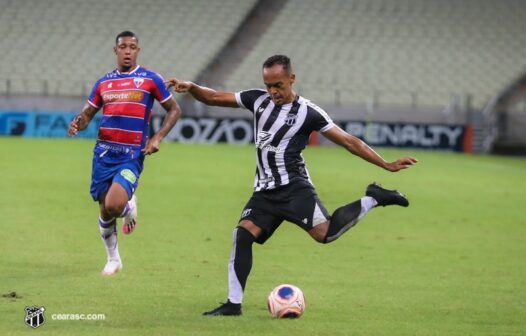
[87,79,103,108]
[235,89,267,113]
[307,102,335,133]
[150,72,173,103]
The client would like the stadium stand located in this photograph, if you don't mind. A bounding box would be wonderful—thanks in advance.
[1,0,525,112]
[0,0,257,96]
[223,0,526,109]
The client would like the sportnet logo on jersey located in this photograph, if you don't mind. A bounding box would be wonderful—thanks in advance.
[102,91,144,103]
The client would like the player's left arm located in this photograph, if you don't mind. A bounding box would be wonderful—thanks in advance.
[322,125,418,172]
[142,97,181,155]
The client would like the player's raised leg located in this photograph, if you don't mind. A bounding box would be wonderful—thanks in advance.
[309,183,409,243]
[106,171,139,235]
[365,182,409,208]
[122,194,137,235]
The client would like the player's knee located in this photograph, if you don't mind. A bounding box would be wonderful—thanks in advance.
[309,222,329,244]
[238,220,262,241]
[104,201,125,218]
[313,234,327,244]
[234,226,256,246]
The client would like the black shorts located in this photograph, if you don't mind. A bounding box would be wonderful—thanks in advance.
[239,180,330,244]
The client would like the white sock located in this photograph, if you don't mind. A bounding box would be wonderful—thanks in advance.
[361,196,378,215]
[228,228,244,304]
[99,216,120,261]
[119,202,131,218]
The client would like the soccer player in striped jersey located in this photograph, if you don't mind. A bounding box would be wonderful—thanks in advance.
[166,55,417,315]
[68,31,181,276]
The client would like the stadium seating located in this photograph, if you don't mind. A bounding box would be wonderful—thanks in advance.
[0,0,257,96]
[1,0,525,110]
[223,0,526,108]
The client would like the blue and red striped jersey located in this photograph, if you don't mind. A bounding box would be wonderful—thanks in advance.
[88,65,172,157]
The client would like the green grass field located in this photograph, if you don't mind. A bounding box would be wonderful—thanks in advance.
[1,137,525,335]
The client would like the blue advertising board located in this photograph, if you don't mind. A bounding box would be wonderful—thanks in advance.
[0,110,471,152]
[0,110,101,138]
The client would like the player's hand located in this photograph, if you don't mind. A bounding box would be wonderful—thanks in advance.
[142,136,161,155]
[385,157,418,172]
[165,78,193,93]
[68,115,81,137]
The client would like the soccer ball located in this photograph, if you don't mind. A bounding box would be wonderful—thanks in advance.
[267,284,306,318]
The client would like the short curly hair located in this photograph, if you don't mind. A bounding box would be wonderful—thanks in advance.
[262,55,292,73]
[115,31,138,45]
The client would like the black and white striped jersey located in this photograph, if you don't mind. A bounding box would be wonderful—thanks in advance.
[235,89,335,191]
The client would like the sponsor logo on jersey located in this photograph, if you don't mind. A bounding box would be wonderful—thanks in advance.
[263,144,283,153]
[98,142,131,153]
[256,131,272,148]
[259,176,275,186]
[256,131,283,153]
[102,91,144,103]
[120,169,137,184]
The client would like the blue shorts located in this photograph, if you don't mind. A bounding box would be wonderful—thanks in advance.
[90,154,144,202]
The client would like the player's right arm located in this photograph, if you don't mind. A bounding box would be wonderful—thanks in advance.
[165,78,239,108]
[69,77,104,137]
[68,103,99,137]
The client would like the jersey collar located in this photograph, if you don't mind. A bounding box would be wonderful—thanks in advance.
[116,65,140,75]
[277,94,300,108]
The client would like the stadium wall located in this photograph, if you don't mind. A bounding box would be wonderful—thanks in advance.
[0,106,472,153]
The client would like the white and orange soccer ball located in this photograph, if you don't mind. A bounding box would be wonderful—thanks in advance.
[267,284,306,318]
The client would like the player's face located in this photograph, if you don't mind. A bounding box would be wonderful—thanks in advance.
[263,65,295,105]
[114,36,140,71]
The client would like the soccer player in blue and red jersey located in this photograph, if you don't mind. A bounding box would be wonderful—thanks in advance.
[68,31,181,275]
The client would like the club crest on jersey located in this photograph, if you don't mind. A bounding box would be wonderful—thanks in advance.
[284,113,297,126]
[133,77,144,88]
[285,113,298,126]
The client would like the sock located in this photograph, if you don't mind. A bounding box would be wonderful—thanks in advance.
[228,227,255,304]
[119,202,131,218]
[361,195,378,211]
[324,196,377,243]
[99,216,120,261]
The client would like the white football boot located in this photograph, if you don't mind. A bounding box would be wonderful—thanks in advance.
[122,195,137,235]
[101,259,122,276]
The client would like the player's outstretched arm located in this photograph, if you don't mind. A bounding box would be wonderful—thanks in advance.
[142,97,182,155]
[165,78,239,108]
[322,125,418,172]
[68,104,99,137]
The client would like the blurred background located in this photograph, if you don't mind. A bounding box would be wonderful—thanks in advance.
[1,0,526,154]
